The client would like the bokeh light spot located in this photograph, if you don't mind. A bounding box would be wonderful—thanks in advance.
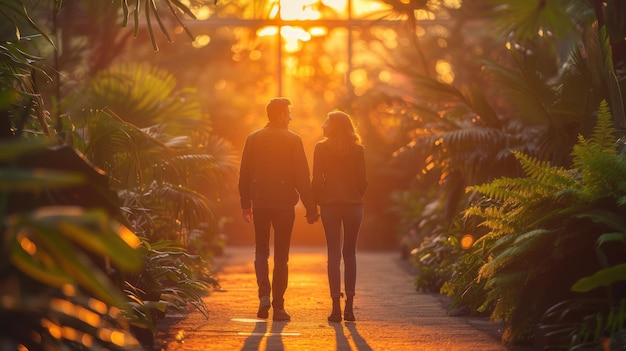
[192,35,211,48]
[461,234,474,249]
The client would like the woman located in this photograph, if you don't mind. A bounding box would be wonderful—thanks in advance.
[312,110,368,323]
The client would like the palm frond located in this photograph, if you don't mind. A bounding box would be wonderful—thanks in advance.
[147,182,216,233]
[485,0,590,45]
[118,0,199,51]
[78,109,178,190]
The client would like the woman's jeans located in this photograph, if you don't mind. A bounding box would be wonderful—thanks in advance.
[252,207,295,309]
[321,203,363,299]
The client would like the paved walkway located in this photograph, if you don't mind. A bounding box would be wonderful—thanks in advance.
[154,246,510,351]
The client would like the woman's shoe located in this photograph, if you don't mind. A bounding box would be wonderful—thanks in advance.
[344,296,355,321]
[328,297,342,323]
[343,309,355,322]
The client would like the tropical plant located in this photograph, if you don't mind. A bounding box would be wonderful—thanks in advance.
[0,141,146,350]
[411,231,461,293]
[361,4,626,334]
[70,63,238,252]
[62,61,236,347]
[1,0,232,349]
[463,100,626,346]
[123,239,218,343]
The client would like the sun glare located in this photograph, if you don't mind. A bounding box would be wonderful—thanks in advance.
[322,0,347,11]
[258,0,345,50]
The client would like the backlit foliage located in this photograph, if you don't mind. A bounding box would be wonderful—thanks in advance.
[464,101,626,345]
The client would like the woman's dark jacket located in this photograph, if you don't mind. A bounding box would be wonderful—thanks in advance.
[238,123,317,216]
[311,141,368,205]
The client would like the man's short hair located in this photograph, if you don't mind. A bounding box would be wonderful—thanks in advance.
[266,98,291,121]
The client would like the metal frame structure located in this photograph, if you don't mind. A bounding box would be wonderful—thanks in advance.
[184,0,405,96]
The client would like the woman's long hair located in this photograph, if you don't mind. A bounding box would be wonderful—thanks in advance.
[322,110,362,156]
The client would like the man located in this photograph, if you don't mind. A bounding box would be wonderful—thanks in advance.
[238,97,319,321]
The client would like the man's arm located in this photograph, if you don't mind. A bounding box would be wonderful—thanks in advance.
[238,135,253,214]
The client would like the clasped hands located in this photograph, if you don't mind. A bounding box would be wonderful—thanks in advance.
[242,208,320,224]
[306,212,320,224]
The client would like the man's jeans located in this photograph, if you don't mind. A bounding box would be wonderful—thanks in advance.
[253,207,295,309]
[321,203,363,299]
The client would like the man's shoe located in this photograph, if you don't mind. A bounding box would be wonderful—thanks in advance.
[273,309,291,321]
[327,312,342,323]
[257,296,271,319]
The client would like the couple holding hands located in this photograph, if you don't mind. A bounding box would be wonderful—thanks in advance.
[238,97,368,323]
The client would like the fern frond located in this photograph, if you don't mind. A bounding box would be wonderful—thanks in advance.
[470,178,517,201]
[512,150,576,186]
[480,229,551,280]
[573,100,618,160]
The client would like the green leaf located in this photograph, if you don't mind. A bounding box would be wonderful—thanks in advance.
[0,168,84,191]
[572,264,626,292]
[9,237,74,287]
[30,208,142,270]
[597,232,626,246]
[575,209,626,232]
[15,210,133,308]
[0,140,49,161]
[58,219,143,271]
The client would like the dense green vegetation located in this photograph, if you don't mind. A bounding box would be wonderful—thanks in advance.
[392,2,626,349]
[1,1,235,349]
[2,0,626,349]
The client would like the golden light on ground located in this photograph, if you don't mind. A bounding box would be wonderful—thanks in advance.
[460,234,474,249]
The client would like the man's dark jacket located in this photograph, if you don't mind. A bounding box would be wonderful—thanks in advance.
[238,123,317,216]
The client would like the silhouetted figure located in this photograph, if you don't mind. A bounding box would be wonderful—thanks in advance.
[238,97,319,321]
[312,110,368,323]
